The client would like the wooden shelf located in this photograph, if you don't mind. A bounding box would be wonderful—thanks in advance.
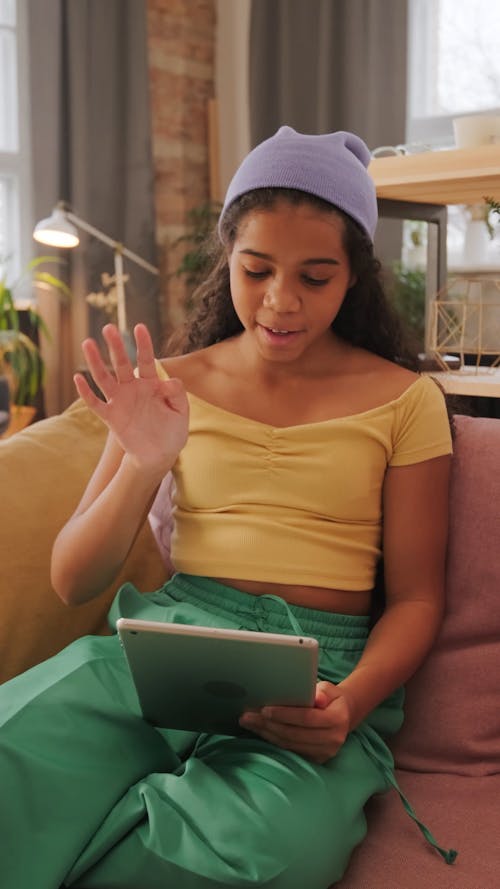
[369,144,500,206]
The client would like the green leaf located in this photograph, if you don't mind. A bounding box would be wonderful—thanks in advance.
[26,254,67,270]
[34,271,72,301]
[28,308,52,342]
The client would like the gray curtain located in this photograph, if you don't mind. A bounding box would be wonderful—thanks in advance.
[28,0,159,412]
[249,0,409,263]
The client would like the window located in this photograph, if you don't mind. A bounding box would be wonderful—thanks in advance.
[407,0,500,148]
[0,0,31,286]
[406,0,500,269]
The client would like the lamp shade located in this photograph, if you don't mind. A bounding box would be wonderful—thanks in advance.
[33,207,80,248]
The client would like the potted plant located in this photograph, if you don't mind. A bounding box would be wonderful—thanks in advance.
[485,197,500,238]
[0,256,71,432]
[390,260,426,352]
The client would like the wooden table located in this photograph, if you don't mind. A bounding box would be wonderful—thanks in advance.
[370,144,500,383]
[369,144,500,206]
[425,366,500,398]
[369,144,500,301]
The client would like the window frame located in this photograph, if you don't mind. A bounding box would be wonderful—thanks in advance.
[0,0,32,287]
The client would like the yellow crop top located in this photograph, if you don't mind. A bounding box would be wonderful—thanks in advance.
[154,364,452,591]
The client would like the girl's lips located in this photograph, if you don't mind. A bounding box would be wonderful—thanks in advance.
[258,324,303,344]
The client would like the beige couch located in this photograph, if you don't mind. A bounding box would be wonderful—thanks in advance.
[1,401,499,888]
[0,400,166,681]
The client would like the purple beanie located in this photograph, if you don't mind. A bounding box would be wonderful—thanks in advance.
[219,126,378,241]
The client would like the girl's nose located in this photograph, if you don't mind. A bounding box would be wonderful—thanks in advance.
[263,278,300,312]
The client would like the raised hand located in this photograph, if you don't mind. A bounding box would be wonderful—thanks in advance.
[74,323,189,477]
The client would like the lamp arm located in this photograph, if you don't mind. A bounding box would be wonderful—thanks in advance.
[114,250,127,334]
[65,211,159,276]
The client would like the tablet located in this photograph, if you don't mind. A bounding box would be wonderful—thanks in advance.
[117,617,319,735]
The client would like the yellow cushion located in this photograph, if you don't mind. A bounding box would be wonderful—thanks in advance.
[0,400,166,683]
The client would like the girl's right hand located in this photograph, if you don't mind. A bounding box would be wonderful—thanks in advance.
[73,323,189,478]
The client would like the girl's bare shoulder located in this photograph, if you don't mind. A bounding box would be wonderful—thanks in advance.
[158,341,228,391]
[358,348,418,385]
[340,346,420,407]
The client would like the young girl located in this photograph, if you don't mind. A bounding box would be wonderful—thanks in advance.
[1,127,456,888]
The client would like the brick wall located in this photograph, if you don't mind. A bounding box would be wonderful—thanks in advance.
[146,0,217,335]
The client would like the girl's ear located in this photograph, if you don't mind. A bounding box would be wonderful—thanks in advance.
[348,274,358,289]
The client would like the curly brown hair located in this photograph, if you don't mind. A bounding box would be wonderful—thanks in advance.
[166,188,418,371]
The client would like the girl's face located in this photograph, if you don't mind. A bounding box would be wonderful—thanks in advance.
[227,200,354,367]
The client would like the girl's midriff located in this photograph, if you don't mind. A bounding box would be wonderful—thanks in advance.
[210,577,373,616]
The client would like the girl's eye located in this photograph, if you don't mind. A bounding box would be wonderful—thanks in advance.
[302,275,330,287]
[243,268,269,279]
[242,268,330,286]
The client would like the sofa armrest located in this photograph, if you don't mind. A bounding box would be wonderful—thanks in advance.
[0,400,166,683]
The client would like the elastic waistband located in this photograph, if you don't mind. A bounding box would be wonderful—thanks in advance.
[164,574,371,651]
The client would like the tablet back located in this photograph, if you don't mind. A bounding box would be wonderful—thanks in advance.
[117,618,318,735]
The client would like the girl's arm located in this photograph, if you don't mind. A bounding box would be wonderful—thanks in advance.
[240,454,451,761]
[336,453,451,725]
[51,324,189,606]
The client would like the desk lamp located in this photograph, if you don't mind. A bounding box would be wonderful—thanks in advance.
[33,202,159,336]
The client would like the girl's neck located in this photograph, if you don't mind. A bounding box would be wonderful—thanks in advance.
[230,329,352,386]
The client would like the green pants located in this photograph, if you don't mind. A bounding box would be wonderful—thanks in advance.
[0,574,452,889]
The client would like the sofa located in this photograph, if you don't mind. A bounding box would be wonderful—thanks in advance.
[1,399,499,888]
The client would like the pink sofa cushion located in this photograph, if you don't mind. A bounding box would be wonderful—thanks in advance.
[336,771,500,889]
[391,414,500,775]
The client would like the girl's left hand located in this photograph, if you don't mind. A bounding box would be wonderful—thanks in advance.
[239,681,353,764]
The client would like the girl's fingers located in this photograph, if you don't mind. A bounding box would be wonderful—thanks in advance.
[73,373,106,415]
[81,338,117,401]
[259,704,332,728]
[242,711,336,746]
[78,325,165,420]
[102,324,135,383]
[134,323,158,379]
[247,724,336,763]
